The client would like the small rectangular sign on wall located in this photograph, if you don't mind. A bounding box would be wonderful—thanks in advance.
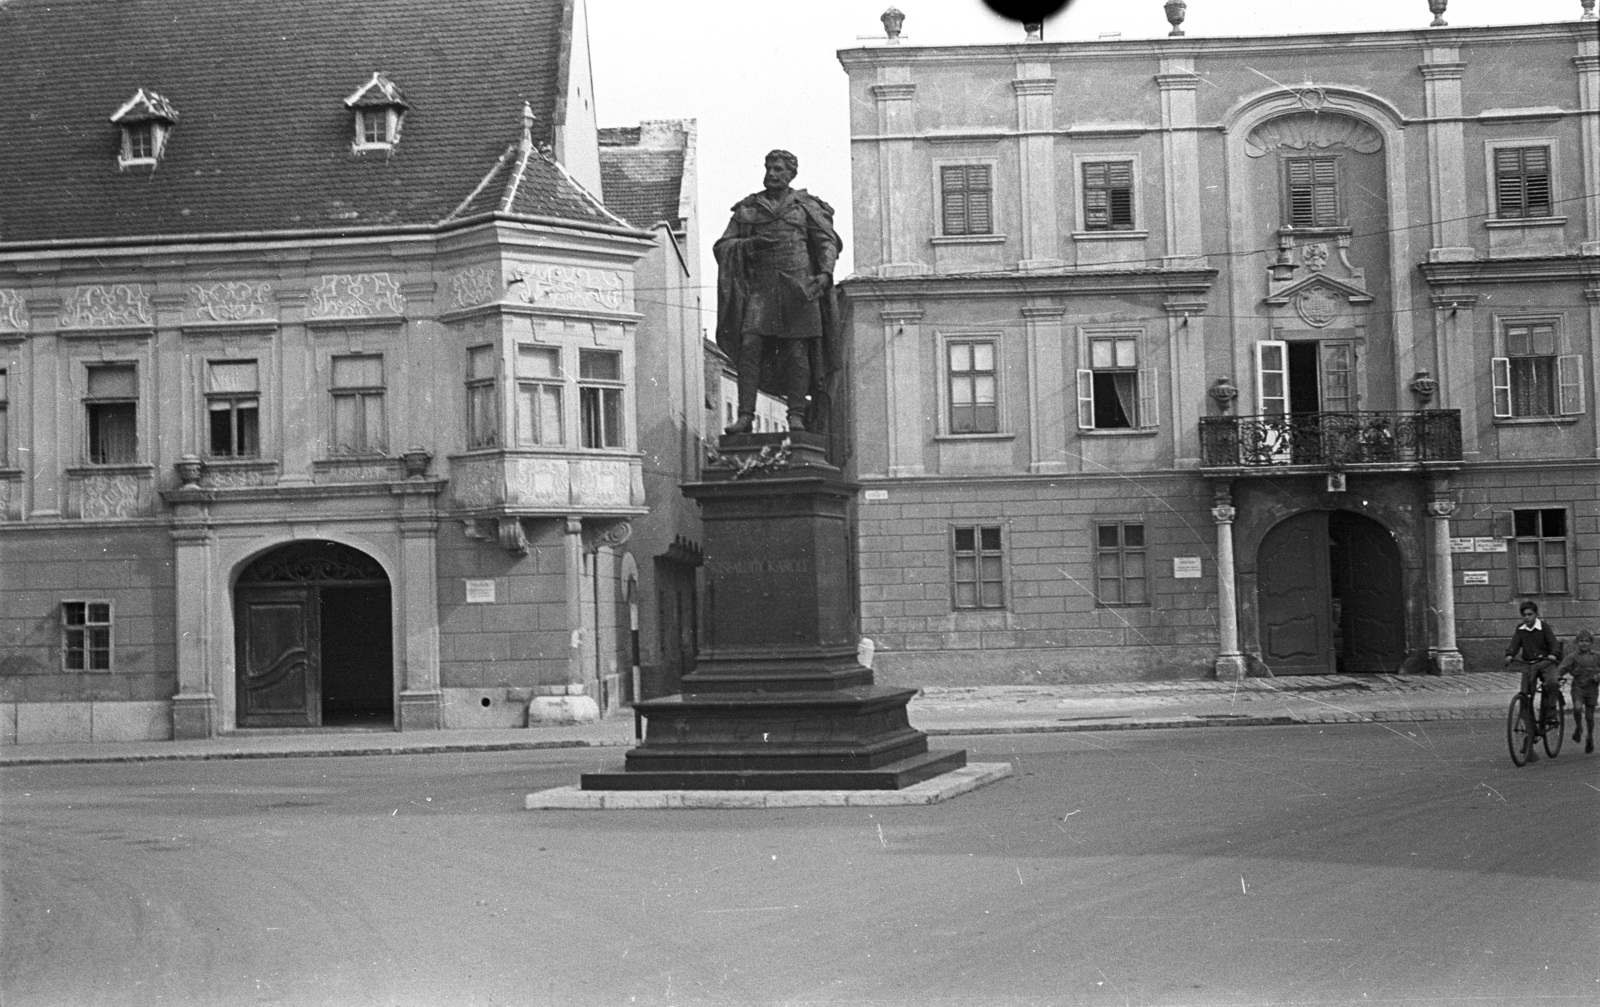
[1462,570,1490,586]
[1173,557,1202,579]
[1449,538,1476,553]
[1474,537,1508,553]
[464,579,497,604]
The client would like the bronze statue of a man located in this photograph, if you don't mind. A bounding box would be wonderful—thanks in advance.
[714,149,842,435]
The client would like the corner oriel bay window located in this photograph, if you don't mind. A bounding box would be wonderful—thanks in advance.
[330,354,386,454]
[1493,321,1583,419]
[85,363,138,464]
[952,525,1004,610]
[1285,157,1339,228]
[516,345,563,446]
[947,339,997,434]
[579,349,622,449]
[1082,161,1135,231]
[206,360,260,458]
[940,165,993,236]
[1078,334,1156,431]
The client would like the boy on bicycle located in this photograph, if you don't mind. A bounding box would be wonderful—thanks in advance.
[1556,628,1599,755]
[1504,601,1559,762]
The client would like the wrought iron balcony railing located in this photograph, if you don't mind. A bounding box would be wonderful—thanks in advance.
[1199,410,1462,468]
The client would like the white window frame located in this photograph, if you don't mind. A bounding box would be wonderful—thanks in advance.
[1076,327,1157,432]
[936,331,1006,437]
[514,343,565,447]
[203,359,262,460]
[353,107,401,151]
[1483,137,1563,227]
[930,156,1002,242]
[117,121,171,169]
[466,343,501,450]
[1491,316,1583,421]
[328,353,388,456]
[1071,153,1145,238]
[578,348,626,450]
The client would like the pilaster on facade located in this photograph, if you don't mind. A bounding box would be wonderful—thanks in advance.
[871,70,929,278]
[1575,52,1600,256]
[1013,66,1061,271]
[879,307,926,478]
[169,517,217,739]
[22,297,61,517]
[1428,291,1480,458]
[1164,295,1207,466]
[1157,61,1203,264]
[1021,304,1067,473]
[1419,54,1473,262]
[273,287,315,486]
[1588,283,1600,457]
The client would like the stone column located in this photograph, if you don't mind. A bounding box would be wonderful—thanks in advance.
[1420,54,1473,263]
[395,480,443,730]
[1013,66,1061,271]
[1427,481,1464,674]
[169,506,217,739]
[1212,483,1246,681]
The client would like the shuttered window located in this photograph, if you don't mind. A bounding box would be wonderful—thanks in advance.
[941,165,993,236]
[1286,157,1339,227]
[1083,161,1135,231]
[1494,146,1552,219]
[1491,321,1584,420]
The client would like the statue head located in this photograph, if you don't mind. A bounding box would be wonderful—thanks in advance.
[763,149,798,192]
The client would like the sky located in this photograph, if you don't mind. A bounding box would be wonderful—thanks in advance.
[586,0,1586,308]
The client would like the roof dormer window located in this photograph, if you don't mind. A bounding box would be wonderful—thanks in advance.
[110,89,177,169]
[345,73,407,152]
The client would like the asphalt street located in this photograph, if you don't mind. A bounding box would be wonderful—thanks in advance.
[2,721,1597,1007]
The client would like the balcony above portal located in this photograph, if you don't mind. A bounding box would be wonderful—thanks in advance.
[1199,410,1462,474]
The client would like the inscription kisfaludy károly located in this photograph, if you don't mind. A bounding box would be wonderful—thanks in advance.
[708,557,813,577]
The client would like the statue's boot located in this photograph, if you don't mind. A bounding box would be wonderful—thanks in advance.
[724,413,754,435]
[786,412,807,432]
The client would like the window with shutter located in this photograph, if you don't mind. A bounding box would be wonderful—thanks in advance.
[941,165,993,236]
[1286,157,1339,227]
[1495,321,1581,420]
[1078,334,1148,430]
[1494,146,1552,219]
[1083,161,1135,231]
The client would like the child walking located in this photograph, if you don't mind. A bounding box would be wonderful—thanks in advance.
[1557,629,1600,755]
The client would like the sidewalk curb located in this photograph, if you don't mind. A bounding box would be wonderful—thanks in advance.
[0,704,1507,767]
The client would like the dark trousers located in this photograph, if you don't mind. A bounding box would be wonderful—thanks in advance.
[1516,658,1559,722]
[737,334,811,418]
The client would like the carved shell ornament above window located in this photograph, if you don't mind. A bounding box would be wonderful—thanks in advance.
[110,88,178,168]
[344,72,408,151]
[1244,111,1383,159]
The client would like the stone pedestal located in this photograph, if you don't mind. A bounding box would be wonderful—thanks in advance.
[581,432,964,791]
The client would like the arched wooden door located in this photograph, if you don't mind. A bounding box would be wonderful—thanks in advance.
[1330,511,1405,673]
[235,541,391,728]
[1257,511,1333,675]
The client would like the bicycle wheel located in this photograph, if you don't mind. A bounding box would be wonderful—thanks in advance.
[1507,695,1530,766]
[1543,691,1565,758]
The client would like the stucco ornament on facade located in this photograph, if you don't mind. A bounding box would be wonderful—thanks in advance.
[450,458,499,508]
[571,459,632,506]
[189,282,274,322]
[509,457,570,506]
[1300,242,1330,272]
[59,285,152,329]
[1294,285,1340,327]
[447,265,502,310]
[511,264,624,311]
[0,290,29,332]
[1244,112,1382,158]
[307,273,405,319]
[79,474,142,519]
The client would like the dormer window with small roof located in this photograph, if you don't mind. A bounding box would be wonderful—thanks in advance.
[344,73,408,153]
[110,89,177,169]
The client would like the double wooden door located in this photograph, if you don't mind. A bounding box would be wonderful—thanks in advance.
[1257,511,1404,675]
[235,583,393,727]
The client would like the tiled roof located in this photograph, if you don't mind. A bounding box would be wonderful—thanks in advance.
[599,148,686,230]
[0,0,609,244]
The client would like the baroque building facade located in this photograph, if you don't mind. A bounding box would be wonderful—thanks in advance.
[0,0,662,742]
[837,10,1600,685]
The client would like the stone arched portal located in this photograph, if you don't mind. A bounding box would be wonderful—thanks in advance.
[1256,510,1404,675]
[233,540,394,728]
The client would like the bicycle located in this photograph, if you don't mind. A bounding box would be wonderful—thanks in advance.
[1507,667,1565,766]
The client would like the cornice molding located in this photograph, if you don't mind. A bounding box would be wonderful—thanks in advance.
[841,267,1218,301]
[1420,257,1600,284]
[871,82,918,102]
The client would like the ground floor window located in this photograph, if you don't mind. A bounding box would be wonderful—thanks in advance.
[1095,522,1147,606]
[62,601,112,671]
[1513,508,1567,595]
[951,525,1004,610]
